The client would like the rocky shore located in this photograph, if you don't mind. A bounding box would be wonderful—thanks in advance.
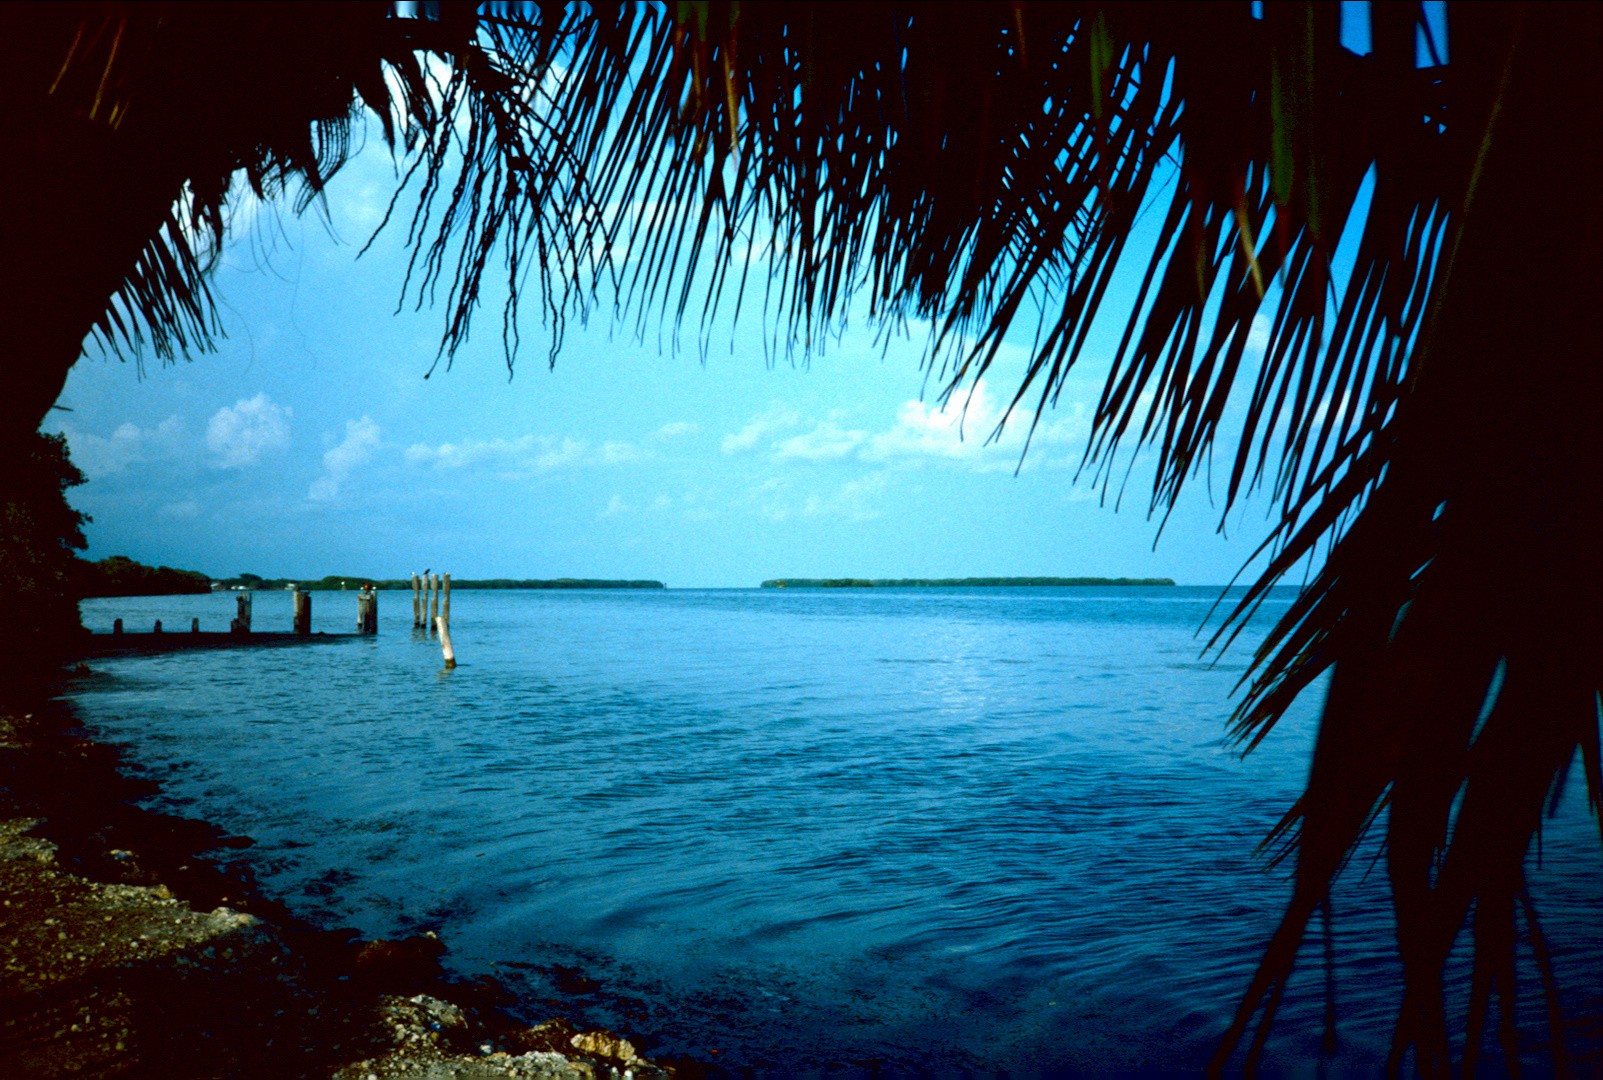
[0,697,679,1079]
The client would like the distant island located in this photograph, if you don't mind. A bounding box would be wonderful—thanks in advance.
[221,575,666,591]
[77,564,665,597]
[760,577,1177,588]
[395,578,665,590]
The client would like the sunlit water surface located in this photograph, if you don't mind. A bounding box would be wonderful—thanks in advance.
[61,587,1602,1074]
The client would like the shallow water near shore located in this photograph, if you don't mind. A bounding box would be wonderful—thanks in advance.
[61,586,1603,1073]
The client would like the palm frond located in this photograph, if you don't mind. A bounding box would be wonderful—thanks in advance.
[497,3,1597,1069]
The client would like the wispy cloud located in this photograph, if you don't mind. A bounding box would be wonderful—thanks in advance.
[405,434,586,473]
[57,415,185,479]
[721,406,800,454]
[309,416,380,501]
[747,476,792,521]
[207,394,291,469]
[772,420,867,462]
[601,491,676,521]
[403,433,651,476]
[600,441,646,464]
[721,380,1088,475]
[802,472,889,520]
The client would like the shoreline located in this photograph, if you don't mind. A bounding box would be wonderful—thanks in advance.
[0,693,681,1078]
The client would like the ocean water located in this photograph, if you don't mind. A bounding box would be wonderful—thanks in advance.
[60,586,1602,1074]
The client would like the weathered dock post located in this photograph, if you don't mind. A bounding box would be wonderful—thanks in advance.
[153,619,162,634]
[443,574,451,625]
[293,587,312,635]
[412,573,422,629]
[436,615,456,669]
[113,618,122,635]
[230,592,252,636]
[357,586,378,635]
[191,617,200,634]
[430,574,441,631]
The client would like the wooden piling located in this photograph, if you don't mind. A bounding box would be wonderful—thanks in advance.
[191,617,200,633]
[153,619,162,634]
[430,574,441,629]
[231,592,252,636]
[357,587,378,635]
[443,574,451,625]
[293,588,312,635]
[436,615,456,669]
[412,573,422,628]
[113,618,122,635]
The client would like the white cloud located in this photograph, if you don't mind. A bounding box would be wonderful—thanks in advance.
[159,500,201,519]
[654,421,699,440]
[598,495,630,519]
[58,415,185,479]
[858,379,1090,473]
[207,393,291,468]
[772,421,867,462]
[309,416,380,501]
[721,406,800,454]
[865,379,1010,462]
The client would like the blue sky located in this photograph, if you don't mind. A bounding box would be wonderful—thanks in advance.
[47,127,1312,589]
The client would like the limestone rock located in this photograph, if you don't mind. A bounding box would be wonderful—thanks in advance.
[570,1029,639,1064]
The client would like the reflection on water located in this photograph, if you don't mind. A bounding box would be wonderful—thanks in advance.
[62,587,1602,1073]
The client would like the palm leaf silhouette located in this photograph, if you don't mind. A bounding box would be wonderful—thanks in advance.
[5,1,1599,1071]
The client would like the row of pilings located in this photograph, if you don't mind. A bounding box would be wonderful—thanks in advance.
[412,573,449,632]
[412,573,454,668]
[103,582,451,666]
[288,586,379,635]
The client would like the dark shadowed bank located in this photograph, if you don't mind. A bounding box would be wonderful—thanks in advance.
[0,681,685,1079]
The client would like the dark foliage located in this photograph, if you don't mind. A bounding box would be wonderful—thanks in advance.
[0,433,92,663]
[79,555,211,598]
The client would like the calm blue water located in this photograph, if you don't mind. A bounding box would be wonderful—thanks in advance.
[59,587,1602,1074]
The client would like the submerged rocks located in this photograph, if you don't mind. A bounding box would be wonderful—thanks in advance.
[336,1005,665,1079]
[354,933,451,988]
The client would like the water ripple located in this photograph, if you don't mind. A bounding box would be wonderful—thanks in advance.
[62,587,1603,1074]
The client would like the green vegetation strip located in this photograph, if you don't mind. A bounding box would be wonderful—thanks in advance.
[760,577,1176,588]
[220,576,667,592]
[77,563,666,599]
